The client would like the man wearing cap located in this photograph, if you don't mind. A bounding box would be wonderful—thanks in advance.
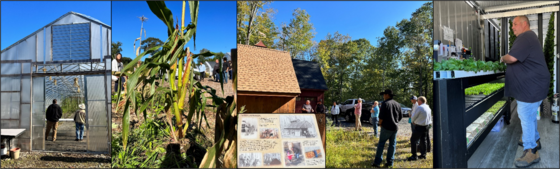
[409,96,420,149]
[501,15,550,168]
[372,89,402,167]
[316,100,325,114]
[407,96,431,161]
[74,103,86,141]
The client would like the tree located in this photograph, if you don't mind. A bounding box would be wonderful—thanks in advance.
[121,56,133,65]
[237,1,274,46]
[140,37,164,56]
[112,41,123,59]
[282,8,316,59]
[544,12,555,98]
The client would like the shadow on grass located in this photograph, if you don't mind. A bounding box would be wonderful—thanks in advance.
[39,156,110,163]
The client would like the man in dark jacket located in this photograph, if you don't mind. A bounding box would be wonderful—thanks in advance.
[213,59,221,82]
[372,89,402,168]
[45,99,63,141]
[316,100,325,114]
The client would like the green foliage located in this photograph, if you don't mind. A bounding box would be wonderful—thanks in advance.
[237,1,277,47]
[141,37,164,56]
[435,58,506,72]
[487,100,506,115]
[508,19,516,50]
[121,56,133,66]
[282,8,316,59]
[112,41,123,59]
[465,83,505,95]
[544,13,555,98]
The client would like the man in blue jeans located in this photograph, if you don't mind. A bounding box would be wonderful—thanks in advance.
[501,15,550,168]
[372,89,402,168]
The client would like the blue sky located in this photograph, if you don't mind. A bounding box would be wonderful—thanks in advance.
[269,1,429,47]
[1,1,111,50]
[112,1,236,61]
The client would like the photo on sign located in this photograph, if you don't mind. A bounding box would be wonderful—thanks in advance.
[263,153,282,166]
[283,141,305,167]
[259,128,280,139]
[238,152,263,167]
[241,118,258,139]
[304,146,323,159]
[280,115,317,139]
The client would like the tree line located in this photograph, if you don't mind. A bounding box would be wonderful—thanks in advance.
[237,1,434,108]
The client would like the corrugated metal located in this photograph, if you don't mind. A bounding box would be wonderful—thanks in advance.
[434,1,483,60]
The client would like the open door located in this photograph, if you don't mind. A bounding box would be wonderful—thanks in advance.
[84,75,109,152]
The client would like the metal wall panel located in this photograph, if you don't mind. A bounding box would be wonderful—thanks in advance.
[434,1,483,60]
[31,77,44,150]
[84,75,109,152]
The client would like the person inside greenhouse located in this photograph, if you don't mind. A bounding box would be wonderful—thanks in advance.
[501,15,550,168]
[74,103,86,141]
[223,57,229,84]
[407,96,431,161]
[372,89,402,168]
[112,53,126,93]
[45,99,63,142]
[330,101,340,126]
[370,101,380,137]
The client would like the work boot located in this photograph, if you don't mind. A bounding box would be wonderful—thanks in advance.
[514,148,540,168]
[418,155,427,159]
[75,139,79,141]
[518,138,541,150]
[407,156,418,161]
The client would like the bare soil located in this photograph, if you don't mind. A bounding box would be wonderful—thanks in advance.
[0,152,110,168]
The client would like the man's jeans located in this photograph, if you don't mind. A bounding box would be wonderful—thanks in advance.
[75,122,85,139]
[371,117,379,136]
[229,70,232,80]
[517,100,542,150]
[223,71,228,83]
[374,127,397,166]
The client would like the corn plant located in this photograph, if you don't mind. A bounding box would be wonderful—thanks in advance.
[112,1,239,168]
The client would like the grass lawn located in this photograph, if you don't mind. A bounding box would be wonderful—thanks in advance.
[326,119,433,168]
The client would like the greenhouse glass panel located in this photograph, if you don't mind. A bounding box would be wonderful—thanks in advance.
[52,23,91,61]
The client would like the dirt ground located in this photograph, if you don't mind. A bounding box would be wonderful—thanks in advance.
[0,152,110,168]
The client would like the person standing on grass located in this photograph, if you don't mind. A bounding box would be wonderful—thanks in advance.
[370,101,380,137]
[501,15,550,168]
[372,89,402,168]
[331,101,340,126]
[407,96,431,161]
[409,96,420,148]
[354,98,363,131]
[302,100,314,113]
[223,57,229,84]
[45,99,62,142]
[74,103,86,141]
[112,53,126,93]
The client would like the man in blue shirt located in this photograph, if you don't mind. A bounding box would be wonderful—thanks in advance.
[370,101,380,137]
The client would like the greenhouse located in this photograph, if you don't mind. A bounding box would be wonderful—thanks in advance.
[1,12,111,153]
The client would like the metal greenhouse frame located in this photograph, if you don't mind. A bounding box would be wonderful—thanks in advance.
[1,12,111,153]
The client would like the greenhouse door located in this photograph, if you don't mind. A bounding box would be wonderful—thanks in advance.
[84,75,109,152]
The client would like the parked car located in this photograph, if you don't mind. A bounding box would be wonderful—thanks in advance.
[340,99,373,124]
[401,103,412,117]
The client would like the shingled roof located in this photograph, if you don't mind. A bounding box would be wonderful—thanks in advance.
[292,59,328,91]
[237,44,301,94]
